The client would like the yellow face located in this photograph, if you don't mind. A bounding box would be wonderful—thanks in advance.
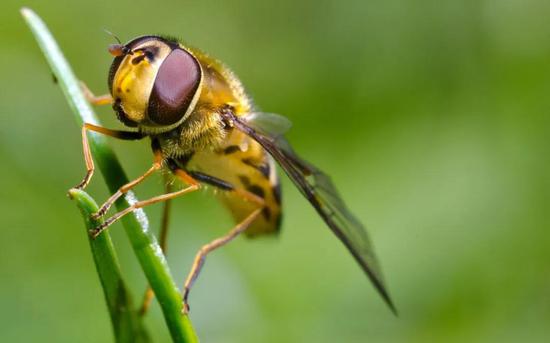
[108,36,203,133]
[111,40,172,124]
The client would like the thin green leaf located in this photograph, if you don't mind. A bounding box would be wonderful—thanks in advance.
[70,189,151,343]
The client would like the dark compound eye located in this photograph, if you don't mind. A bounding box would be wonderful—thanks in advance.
[147,48,201,126]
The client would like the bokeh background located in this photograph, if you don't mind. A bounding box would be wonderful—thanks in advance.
[1,0,549,342]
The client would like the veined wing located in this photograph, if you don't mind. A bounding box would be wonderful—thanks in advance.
[222,110,396,314]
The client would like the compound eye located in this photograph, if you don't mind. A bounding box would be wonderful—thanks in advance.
[147,49,201,126]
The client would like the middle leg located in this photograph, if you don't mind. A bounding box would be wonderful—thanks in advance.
[92,149,164,219]
[90,170,200,238]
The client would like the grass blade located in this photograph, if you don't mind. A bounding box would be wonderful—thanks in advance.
[70,189,151,343]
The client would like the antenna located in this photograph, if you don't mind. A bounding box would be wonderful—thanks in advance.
[103,29,132,56]
[103,28,122,45]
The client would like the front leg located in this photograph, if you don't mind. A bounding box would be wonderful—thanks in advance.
[80,81,113,105]
[72,123,145,191]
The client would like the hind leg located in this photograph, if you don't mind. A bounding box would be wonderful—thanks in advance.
[182,207,263,313]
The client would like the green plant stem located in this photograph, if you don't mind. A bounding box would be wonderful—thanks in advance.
[21,7,198,343]
[70,189,150,343]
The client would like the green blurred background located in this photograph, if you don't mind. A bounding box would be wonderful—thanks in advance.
[2,0,549,342]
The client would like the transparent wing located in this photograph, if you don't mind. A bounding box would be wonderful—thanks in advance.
[243,112,292,136]
[227,111,396,313]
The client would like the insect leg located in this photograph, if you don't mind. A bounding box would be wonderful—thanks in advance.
[182,207,263,314]
[92,149,163,219]
[90,177,199,238]
[175,169,266,312]
[187,170,264,205]
[80,81,113,105]
[157,176,174,250]
[72,123,146,190]
[90,169,199,237]
[139,176,173,316]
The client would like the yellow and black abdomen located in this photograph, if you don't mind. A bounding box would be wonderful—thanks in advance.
[188,129,282,237]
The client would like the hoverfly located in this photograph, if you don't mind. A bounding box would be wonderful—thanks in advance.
[74,35,395,314]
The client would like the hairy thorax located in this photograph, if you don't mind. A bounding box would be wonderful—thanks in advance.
[154,105,227,158]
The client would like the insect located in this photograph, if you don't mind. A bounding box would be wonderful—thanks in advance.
[74,35,395,314]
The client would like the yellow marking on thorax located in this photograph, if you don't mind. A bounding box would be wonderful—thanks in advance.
[190,48,253,116]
